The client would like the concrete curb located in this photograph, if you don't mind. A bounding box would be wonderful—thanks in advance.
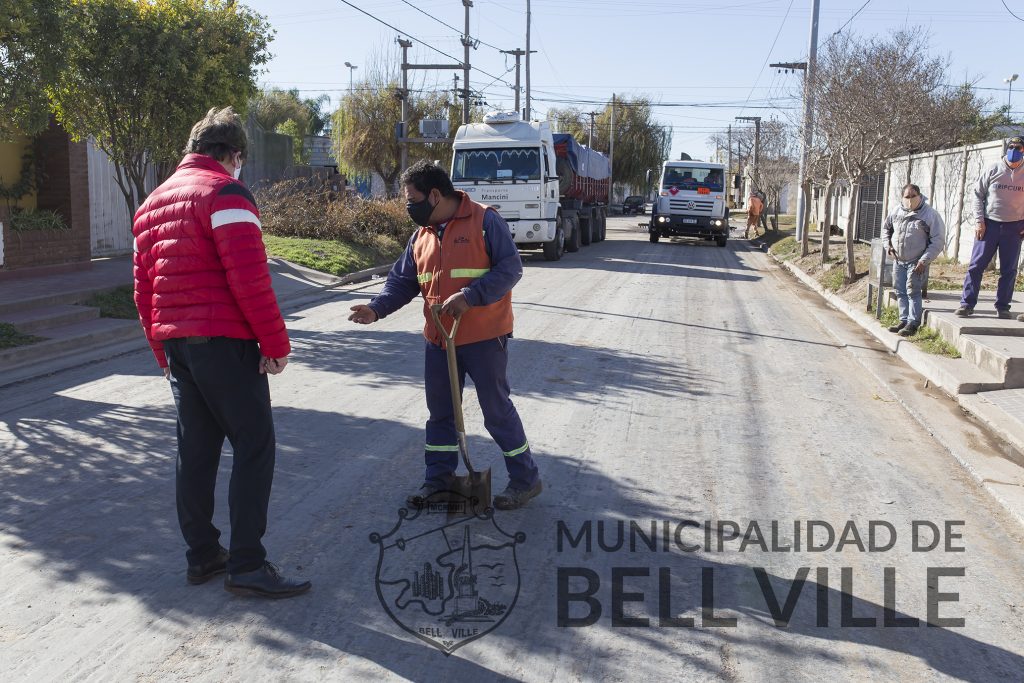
[765,248,1024,527]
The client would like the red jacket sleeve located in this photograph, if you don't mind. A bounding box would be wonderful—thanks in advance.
[209,183,291,358]
[132,228,167,368]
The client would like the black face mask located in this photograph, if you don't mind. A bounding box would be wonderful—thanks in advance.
[406,194,436,226]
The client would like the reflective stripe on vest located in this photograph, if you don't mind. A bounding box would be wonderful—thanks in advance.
[425,443,459,452]
[417,273,433,284]
[450,268,490,279]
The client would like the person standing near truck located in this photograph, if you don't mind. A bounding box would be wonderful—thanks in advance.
[745,189,764,239]
[956,136,1024,319]
[348,161,543,510]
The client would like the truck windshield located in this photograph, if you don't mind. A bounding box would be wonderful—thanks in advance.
[452,148,541,181]
[661,167,724,192]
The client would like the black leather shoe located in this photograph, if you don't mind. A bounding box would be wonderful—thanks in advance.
[494,480,543,510]
[997,310,1012,319]
[954,306,973,317]
[899,325,919,337]
[187,546,229,585]
[888,321,907,333]
[407,478,452,509]
[224,562,311,599]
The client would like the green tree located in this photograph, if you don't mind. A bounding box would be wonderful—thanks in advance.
[0,1,67,139]
[49,0,272,220]
[249,89,333,164]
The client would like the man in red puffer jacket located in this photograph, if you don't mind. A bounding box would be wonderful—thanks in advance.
[133,106,309,598]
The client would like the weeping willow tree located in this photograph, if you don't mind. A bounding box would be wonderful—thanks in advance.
[549,97,670,196]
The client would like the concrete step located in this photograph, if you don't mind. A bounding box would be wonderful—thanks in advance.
[928,310,1024,348]
[910,350,1007,395]
[0,284,129,317]
[0,317,143,370]
[0,304,99,334]
[0,336,148,388]
[958,335,1024,389]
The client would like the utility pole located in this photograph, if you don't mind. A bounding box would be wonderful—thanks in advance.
[461,0,474,124]
[586,111,599,148]
[609,94,615,205]
[736,115,761,180]
[770,1,819,244]
[502,49,525,112]
[727,125,733,204]
[525,0,532,120]
[398,38,412,176]
[398,37,463,175]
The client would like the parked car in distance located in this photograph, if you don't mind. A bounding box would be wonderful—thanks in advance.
[623,195,645,215]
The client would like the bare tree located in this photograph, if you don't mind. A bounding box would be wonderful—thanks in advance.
[812,29,983,281]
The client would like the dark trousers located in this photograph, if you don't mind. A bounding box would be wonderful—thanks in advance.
[423,336,540,490]
[164,337,275,574]
[960,219,1024,311]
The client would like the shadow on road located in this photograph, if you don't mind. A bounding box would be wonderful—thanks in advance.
[0,330,1017,679]
[287,329,710,401]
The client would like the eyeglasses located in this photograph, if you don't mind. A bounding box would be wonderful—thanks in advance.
[1009,145,1023,150]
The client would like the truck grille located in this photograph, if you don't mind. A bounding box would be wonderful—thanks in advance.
[668,199,714,214]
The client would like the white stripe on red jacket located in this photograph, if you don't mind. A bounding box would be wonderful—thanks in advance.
[132,153,289,368]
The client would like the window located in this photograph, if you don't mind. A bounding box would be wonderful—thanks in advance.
[452,148,542,181]
[661,167,724,192]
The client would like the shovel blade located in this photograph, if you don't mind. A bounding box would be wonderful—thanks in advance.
[448,468,491,517]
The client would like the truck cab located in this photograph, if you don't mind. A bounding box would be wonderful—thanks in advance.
[451,112,562,256]
[649,160,729,247]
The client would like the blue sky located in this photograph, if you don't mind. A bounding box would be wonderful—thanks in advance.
[242,0,1024,160]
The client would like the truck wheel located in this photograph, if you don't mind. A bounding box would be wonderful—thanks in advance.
[716,235,728,247]
[580,212,592,246]
[565,216,581,252]
[649,232,660,243]
[543,224,564,261]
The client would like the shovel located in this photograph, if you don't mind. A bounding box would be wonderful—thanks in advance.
[430,304,492,516]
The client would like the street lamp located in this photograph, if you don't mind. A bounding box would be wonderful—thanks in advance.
[344,62,358,94]
[1005,74,1018,108]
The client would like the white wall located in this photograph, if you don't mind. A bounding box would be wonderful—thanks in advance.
[88,142,157,257]
[885,140,1021,266]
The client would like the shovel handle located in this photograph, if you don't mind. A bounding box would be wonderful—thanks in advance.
[429,304,460,344]
[429,305,475,474]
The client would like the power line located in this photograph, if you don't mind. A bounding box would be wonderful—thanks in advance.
[335,0,514,89]
[821,0,873,47]
[397,0,504,51]
[737,0,795,118]
[1000,0,1024,22]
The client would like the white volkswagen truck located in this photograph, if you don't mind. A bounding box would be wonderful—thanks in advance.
[451,111,608,261]
[648,160,730,247]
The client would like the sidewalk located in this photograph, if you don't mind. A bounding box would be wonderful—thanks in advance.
[0,255,390,387]
[751,230,1024,526]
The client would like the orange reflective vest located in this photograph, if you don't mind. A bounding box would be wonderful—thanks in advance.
[413,192,514,347]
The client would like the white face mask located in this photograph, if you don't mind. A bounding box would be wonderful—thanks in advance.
[902,195,921,211]
[233,164,242,180]
[232,152,243,179]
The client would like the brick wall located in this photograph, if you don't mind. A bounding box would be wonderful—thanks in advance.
[0,120,91,271]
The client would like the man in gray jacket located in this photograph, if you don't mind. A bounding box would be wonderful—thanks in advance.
[884,184,946,336]
[957,136,1024,319]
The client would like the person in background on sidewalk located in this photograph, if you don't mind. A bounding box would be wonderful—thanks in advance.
[957,136,1024,319]
[883,184,946,337]
[133,107,310,599]
[745,189,764,239]
[348,161,543,510]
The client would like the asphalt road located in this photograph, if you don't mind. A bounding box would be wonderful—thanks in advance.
[2,216,1023,681]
